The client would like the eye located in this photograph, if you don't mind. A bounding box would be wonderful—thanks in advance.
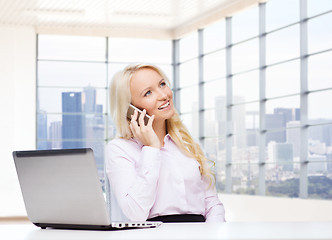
[144,90,152,97]
[160,81,166,87]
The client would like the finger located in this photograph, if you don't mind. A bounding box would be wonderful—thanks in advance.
[138,109,146,127]
[131,110,138,122]
[129,123,138,138]
[130,111,140,131]
[130,117,141,135]
[147,115,154,127]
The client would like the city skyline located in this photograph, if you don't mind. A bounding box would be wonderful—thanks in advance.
[38,90,332,151]
[37,89,332,188]
[37,86,107,174]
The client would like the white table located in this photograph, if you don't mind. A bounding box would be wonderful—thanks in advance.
[1,221,332,240]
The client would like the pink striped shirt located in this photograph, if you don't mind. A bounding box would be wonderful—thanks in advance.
[105,134,225,222]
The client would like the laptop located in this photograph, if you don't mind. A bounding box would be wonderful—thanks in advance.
[12,148,162,230]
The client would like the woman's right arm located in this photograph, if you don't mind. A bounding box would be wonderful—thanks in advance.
[105,140,161,221]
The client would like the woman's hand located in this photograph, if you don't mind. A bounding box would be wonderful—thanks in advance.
[129,109,161,149]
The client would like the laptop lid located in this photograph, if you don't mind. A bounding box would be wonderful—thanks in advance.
[13,148,112,228]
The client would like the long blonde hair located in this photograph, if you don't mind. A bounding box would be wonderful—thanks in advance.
[109,63,215,185]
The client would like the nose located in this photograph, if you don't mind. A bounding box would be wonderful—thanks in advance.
[157,88,168,100]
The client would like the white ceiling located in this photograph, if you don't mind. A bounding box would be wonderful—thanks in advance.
[0,0,264,39]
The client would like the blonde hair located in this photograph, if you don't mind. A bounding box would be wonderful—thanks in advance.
[109,63,215,185]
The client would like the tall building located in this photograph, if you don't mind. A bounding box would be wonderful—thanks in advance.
[96,104,104,125]
[215,96,227,136]
[83,86,97,142]
[62,92,84,149]
[246,111,259,147]
[275,143,294,171]
[37,111,48,150]
[83,86,105,173]
[267,141,294,174]
[309,120,332,147]
[214,95,246,148]
[49,121,62,149]
[232,98,246,148]
[295,108,300,121]
[266,113,286,143]
[286,121,301,158]
[266,108,300,145]
[274,108,293,124]
[215,96,227,150]
[83,86,96,113]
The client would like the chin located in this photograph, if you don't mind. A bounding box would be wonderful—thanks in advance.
[165,109,175,120]
[155,110,175,122]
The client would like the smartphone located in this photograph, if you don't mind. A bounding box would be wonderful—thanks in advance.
[127,104,151,126]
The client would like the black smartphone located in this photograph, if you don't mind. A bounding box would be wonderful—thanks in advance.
[127,104,151,126]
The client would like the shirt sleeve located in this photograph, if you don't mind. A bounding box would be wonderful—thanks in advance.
[105,140,161,221]
[203,177,226,222]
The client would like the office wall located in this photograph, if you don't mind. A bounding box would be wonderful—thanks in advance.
[0,25,36,216]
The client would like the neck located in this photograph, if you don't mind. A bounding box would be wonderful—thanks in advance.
[152,120,167,147]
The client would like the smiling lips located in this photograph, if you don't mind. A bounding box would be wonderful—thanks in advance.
[158,101,170,110]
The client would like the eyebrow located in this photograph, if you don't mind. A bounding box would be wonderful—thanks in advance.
[140,78,165,96]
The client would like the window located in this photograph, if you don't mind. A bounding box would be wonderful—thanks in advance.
[37,35,108,174]
[203,19,226,53]
[265,0,299,32]
[266,60,300,98]
[232,5,259,43]
[176,0,332,199]
[37,0,332,200]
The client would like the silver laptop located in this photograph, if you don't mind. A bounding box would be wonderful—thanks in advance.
[13,148,161,230]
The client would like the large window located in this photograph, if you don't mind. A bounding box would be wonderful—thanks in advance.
[37,0,332,200]
[37,35,108,178]
[174,0,332,199]
[37,36,172,180]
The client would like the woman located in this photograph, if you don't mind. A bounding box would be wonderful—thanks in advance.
[106,63,225,223]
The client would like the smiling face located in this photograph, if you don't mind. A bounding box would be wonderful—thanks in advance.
[130,67,175,124]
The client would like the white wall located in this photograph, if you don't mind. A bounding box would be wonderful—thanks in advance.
[0,25,36,216]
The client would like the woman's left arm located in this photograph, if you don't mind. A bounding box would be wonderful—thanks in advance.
[204,179,226,222]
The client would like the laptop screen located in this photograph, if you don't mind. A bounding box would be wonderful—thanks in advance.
[13,148,111,226]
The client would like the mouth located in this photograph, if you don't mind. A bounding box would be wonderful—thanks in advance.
[158,101,170,110]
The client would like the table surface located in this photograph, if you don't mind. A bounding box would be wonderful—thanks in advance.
[1,221,332,240]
